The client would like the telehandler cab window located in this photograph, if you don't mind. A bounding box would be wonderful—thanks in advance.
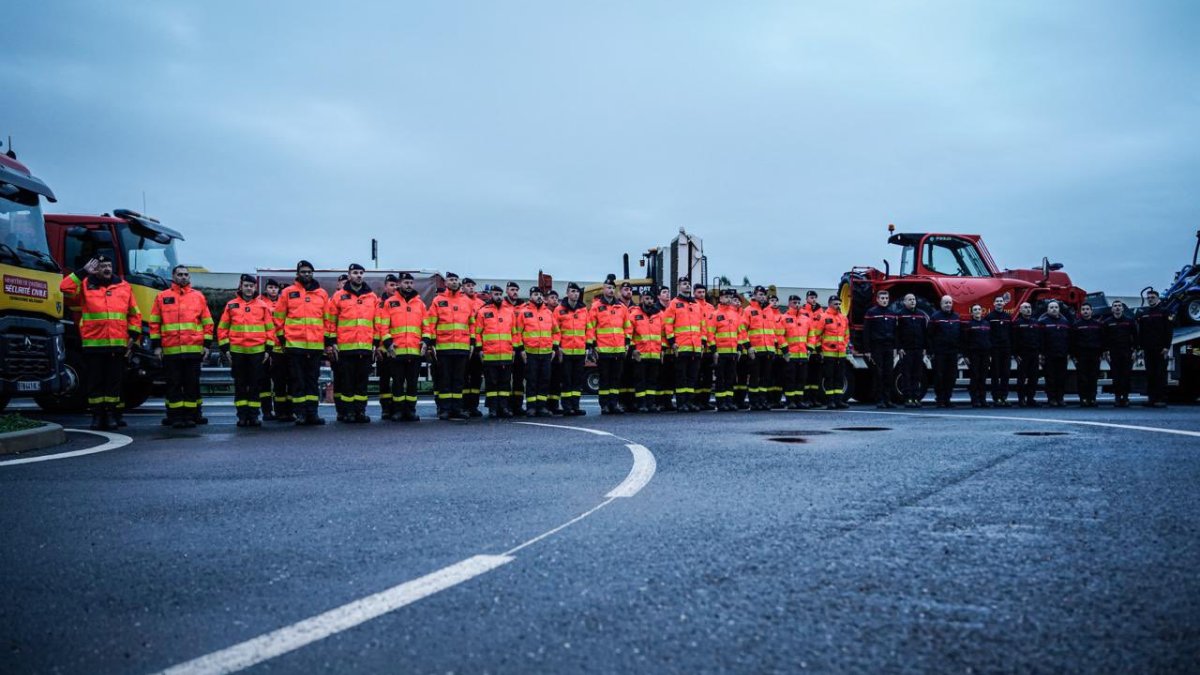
[924,236,990,277]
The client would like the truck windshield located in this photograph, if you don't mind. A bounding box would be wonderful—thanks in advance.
[118,225,179,286]
[0,191,57,272]
[923,236,991,277]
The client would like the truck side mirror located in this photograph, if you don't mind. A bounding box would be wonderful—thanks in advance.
[1040,256,1051,283]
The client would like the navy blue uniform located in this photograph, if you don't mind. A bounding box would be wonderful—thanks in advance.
[1136,305,1174,405]
[1071,316,1103,405]
[1012,315,1042,406]
[928,310,963,406]
[1039,314,1072,405]
[1102,314,1137,404]
[964,318,992,406]
[863,304,898,405]
[896,307,929,403]
[985,309,1013,404]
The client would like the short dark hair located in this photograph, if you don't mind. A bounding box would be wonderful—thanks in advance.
[172,264,189,275]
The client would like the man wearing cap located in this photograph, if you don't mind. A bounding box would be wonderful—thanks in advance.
[744,286,777,410]
[149,264,214,428]
[260,278,293,422]
[587,275,632,414]
[59,255,142,430]
[461,278,485,417]
[862,289,898,408]
[377,272,426,421]
[503,281,527,415]
[424,272,474,420]
[274,260,330,425]
[545,289,564,414]
[712,289,748,411]
[693,284,717,410]
[801,291,824,405]
[781,295,814,410]
[516,286,559,417]
[1136,289,1173,408]
[656,285,678,411]
[374,274,400,419]
[813,295,850,409]
[767,294,787,408]
[327,264,379,423]
[618,282,639,411]
[663,277,706,412]
[474,284,516,418]
[556,283,589,415]
[218,274,276,426]
[629,287,665,412]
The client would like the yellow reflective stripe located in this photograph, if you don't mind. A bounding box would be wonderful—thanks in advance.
[162,322,204,332]
[337,318,374,327]
[522,330,552,338]
[596,327,624,335]
[81,312,125,321]
[561,329,586,336]
[163,345,204,354]
[82,338,127,347]
[285,317,323,326]
[229,344,267,354]
[229,324,270,332]
[482,333,513,340]
[389,326,420,333]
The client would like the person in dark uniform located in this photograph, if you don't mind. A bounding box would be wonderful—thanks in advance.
[1038,301,1071,407]
[1102,300,1137,407]
[927,295,963,408]
[1012,302,1042,407]
[1137,289,1174,408]
[862,289,897,408]
[895,293,929,408]
[985,296,1013,407]
[963,304,992,408]
[1070,302,1103,407]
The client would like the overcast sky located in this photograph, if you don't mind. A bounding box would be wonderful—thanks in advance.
[5,1,1196,294]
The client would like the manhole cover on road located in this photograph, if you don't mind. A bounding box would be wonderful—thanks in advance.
[767,437,808,444]
[1013,431,1070,436]
[831,426,893,432]
[754,430,833,437]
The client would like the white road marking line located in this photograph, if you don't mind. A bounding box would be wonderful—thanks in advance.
[804,408,1200,438]
[607,444,656,498]
[0,430,133,467]
[155,420,656,674]
[156,555,514,675]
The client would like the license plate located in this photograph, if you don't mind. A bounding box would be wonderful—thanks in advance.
[17,381,40,392]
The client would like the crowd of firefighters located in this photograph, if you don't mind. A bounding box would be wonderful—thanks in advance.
[61,257,1176,431]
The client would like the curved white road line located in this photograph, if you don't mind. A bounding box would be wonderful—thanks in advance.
[156,421,655,675]
[0,429,133,467]
[807,408,1200,438]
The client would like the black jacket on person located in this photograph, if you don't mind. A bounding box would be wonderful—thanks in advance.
[984,310,1012,350]
[1012,315,1041,353]
[896,307,929,351]
[1038,314,1072,358]
[862,304,897,351]
[927,310,963,355]
[1135,305,1174,352]
[964,318,992,353]
[1070,317,1104,355]
[1102,314,1137,352]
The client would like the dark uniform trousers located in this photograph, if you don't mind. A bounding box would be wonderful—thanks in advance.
[85,348,125,414]
[376,354,394,416]
[749,352,774,406]
[673,351,700,408]
[966,351,989,404]
[336,351,372,416]
[785,356,809,405]
[931,352,957,405]
[716,354,738,403]
[1015,350,1040,404]
[164,354,203,422]
[695,354,714,406]
[1075,350,1101,403]
[1145,349,1168,403]
[597,354,624,410]
[989,349,1011,403]
[805,353,823,403]
[435,351,469,413]
[389,356,421,416]
[620,352,637,410]
[899,349,925,401]
[870,347,895,404]
[509,352,526,413]
[770,351,787,405]
[559,355,585,413]
[289,349,323,417]
[733,354,750,407]
[658,352,677,409]
[548,356,563,412]
[524,353,553,408]
[231,352,266,420]
[1109,349,1133,400]
[483,361,512,412]
[1043,355,1068,404]
[634,358,660,409]
[464,350,483,413]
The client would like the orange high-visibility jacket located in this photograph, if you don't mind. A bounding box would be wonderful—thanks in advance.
[516,301,559,355]
[376,290,427,356]
[149,284,214,356]
[556,300,590,356]
[587,296,632,355]
[781,308,813,359]
[473,301,515,361]
[698,300,717,351]
[662,295,706,352]
[423,288,474,352]
[744,301,779,350]
[326,284,380,351]
[813,307,850,357]
[711,305,748,354]
[273,280,330,351]
[60,272,142,350]
[217,295,277,354]
[629,305,665,358]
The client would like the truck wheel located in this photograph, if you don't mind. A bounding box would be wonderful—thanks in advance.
[585,370,600,395]
[1184,298,1200,326]
[122,378,153,411]
[34,357,87,413]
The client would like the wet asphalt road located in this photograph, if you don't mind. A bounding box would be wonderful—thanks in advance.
[2,397,1199,674]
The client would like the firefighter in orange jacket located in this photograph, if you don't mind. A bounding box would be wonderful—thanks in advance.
[712,289,749,411]
[260,278,292,422]
[149,264,214,429]
[744,286,778,410]
[781,295,815,409]
[274,260,330,425]
[516,286,560,417]
[629,289,665,412]
[555,282,589,416]
[218,274,276,426]
[545,289,564,413]
[424,271,474,420]
[693,284,717,410]
[801,291,824,405]
[461,277,486,417]
[663,276,706,412]
[588,275,632,414]
[374,274,399,419]
[377,272,426,422]
[59,255,142,430]
[473,285,516,418]
[813,295,850,409]
[326,263,379,423]
[503,281,527,415]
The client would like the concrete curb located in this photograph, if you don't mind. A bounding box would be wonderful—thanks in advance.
[0,422,67,455]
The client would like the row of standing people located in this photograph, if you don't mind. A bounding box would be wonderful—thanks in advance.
[862,289,1175,409]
